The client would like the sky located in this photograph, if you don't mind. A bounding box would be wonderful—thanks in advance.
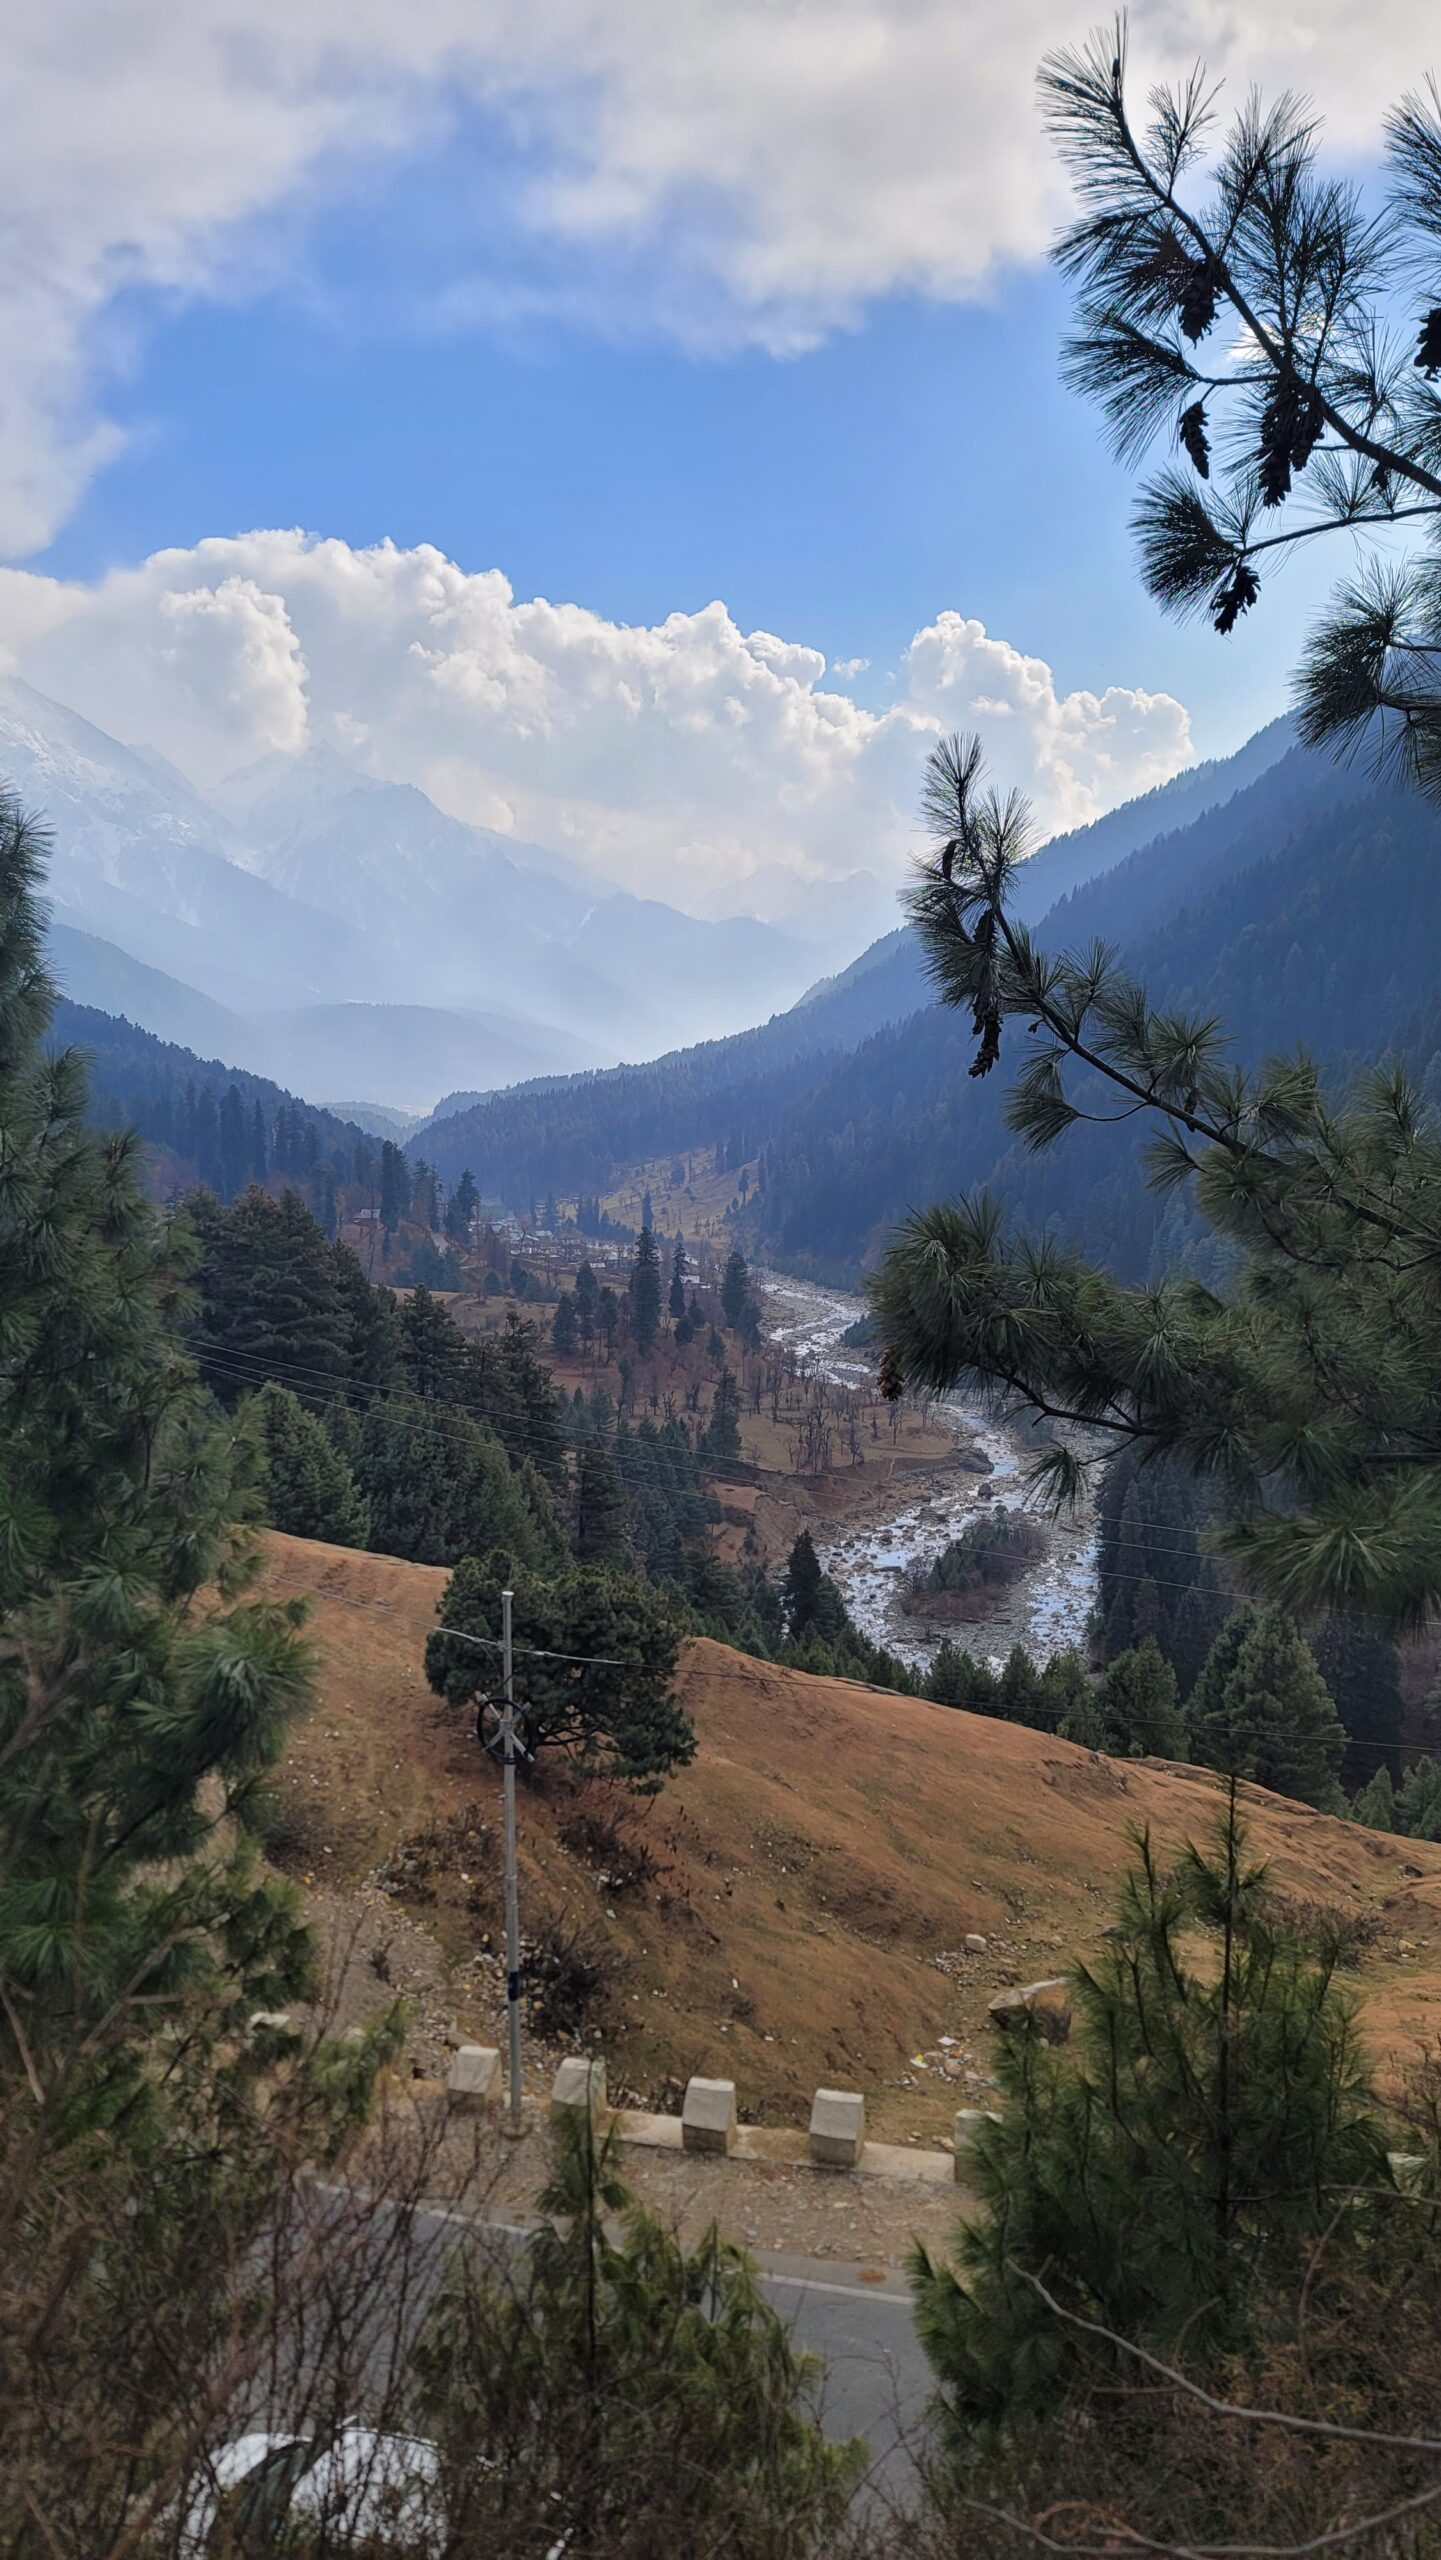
[0,0,1433,922]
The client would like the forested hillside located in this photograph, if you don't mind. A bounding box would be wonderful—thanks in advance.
[412,736,1441,1286]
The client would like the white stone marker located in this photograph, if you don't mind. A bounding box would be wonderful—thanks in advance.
[953,2106,1003,2181]
[809,2087,865,2168]
[448,2044,502,2112]
[682,2076,737,2155]
[551,2055,608,2121]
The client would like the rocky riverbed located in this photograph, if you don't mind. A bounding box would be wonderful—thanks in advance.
[759,1270,1098,1670]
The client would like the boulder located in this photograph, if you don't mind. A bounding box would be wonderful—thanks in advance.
[809,2087,865,2168]
[988,1978,1072,2045]
[682,2076,737,2155]
[964,1932,988,1954]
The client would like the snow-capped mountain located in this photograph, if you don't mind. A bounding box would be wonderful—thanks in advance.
[0,679,852,1109]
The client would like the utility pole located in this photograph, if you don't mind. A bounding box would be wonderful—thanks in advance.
[501,1588,525,2135]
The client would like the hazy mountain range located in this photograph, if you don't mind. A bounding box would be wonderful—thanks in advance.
[0,677,892,1112]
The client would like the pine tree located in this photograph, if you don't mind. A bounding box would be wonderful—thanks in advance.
[333,1238,399,1389]
[998,1644,1043,1726]
[575,1258,599,1348]
[249,1380,370,1547]
[428,1552,693,1791]
[414,2111,859,2552]
[782,1531,825,1641]
[913,1804,1388,2456]
[630,1224,662,1358]
[574,1436,631,1568]
[1195,1609,1346,1809]
[379,1139,410,1233]
[398,1283,469,1403]
[218,1081,248,1199]
[926,1642,998,1714]
[721,1249,750,1332]
[249,1096,268,1183]
[669,1233,687,1322]
[702,1366,742,1460]
[1095,1638,1187,1758]
[553,1293,578,1358]
[1353,1766,1396,1831]
[445,1167,480,1243]
[352,1399,556,1572]
[188,1185,351,1402]
[0,794,317,2089]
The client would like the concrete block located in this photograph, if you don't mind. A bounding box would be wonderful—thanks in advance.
[551,2055,607,2121]
[809,2087,865,2168]
[953,2107,1002,2180]
[682,2076,737,2155]
[448,2044,502,2112]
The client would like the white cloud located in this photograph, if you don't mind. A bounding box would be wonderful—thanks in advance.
[0,2,1432,552]
[0,531,1193,914]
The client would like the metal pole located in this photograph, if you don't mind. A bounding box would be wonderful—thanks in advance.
[501,1587,524,2134]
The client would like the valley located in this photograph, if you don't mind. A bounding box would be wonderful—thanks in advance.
[757,1271,1099,1670]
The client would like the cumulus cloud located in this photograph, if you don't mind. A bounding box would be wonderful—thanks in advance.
[0,532,1193,914]
[0,1,1431,552]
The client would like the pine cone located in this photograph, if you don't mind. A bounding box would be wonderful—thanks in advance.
[1415,308,1441,379]
[877,1343,905,1403]
[969,1004,1003,1078]
[1212,562,1260,635]
[1178,257,1218,344]
[1178,401,1210,478]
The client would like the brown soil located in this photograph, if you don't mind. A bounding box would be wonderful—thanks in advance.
[255,1532,1441,2154]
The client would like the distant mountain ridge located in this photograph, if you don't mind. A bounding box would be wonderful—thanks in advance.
[414,724,1438,1292]
[0,676,872,1110]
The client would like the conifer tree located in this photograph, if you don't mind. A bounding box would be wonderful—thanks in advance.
[398,1283,469,1403]
[782,1531,825,1641]
[913,1807,1388,2457]
[669,1232,687,1322]
[1393,1754,1441,1839]
[428,1551,693,1790]
[445,1167,480,1243]
[332,1236,399,1389]
[574,1435,631,1568]
[352,1398,557,1572]
[702,1366,743,1460]
[721,1248,751,1332]
[1095,1637,1188,1759]
[1353,1765,1396,1831]
[926,1642,999,1714]
[0,795,318,2090]
[575,1258,599,1349]
[630,1223,662,1358]
[249,1380,370,1548]
[249,1095,268,1183]
[1194,1609,1346,1808]
[552,1292,578,1358]
[379,1139,410,1233]
[187,1185,350,1403]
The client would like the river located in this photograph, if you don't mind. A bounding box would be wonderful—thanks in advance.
[758,1270,1098,1672]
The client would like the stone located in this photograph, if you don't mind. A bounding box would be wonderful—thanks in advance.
[953,2106,1003,2179]
[248,2010,295,2038]
[551,2055,608,2121]
[447,2044,502,2112]
[963,1933,988,1954]
[682,2076,737,2155]
[809,2087,865,2168]
[988,1979,1072,2045]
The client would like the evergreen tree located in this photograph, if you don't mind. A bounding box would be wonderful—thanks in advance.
[721,1248,751,1331]
[669,1233,687,1322]
[428,1551,693,1791]
[1188,1605,1259,1745]
[217,1081,248,1199]
[249,1095,268,1183]
[702,1366,743,1460]
[379,1139,410,1233]
[926,1642,999,1714]
[1095,1637,1187,1759]
[782,1531,825,1642]
[1391,1754,1441,1840]
[998,1644,1043,1727]
[1194,1609,1346,1809]
[352,1399,556,1573]
[415,2111,859,2554]
[445,1167,480,1243]
[249,1380,370,1548]
[552,1292,578,1358]
[398,1283,469,1403]
[333,1237,399,1389]
[188,1185,350,1403]
[630,1223,662,1358]
[913,1808,1388,2457]
[1353,1766,1396,1831]
[575,1258,599,1348]
[0,795,317,2092]
[574,1436,631,1568]
[1314,1615,1405,1790]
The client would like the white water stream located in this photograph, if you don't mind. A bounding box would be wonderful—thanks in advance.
[759,1270,1098,1671]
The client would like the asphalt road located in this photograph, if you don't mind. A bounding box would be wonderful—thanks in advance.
[752,2252,934,2505]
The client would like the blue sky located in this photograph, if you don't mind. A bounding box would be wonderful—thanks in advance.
[0,2,1421,920]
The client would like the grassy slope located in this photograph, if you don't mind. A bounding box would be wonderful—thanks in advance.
[258,1531,1441,2143]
